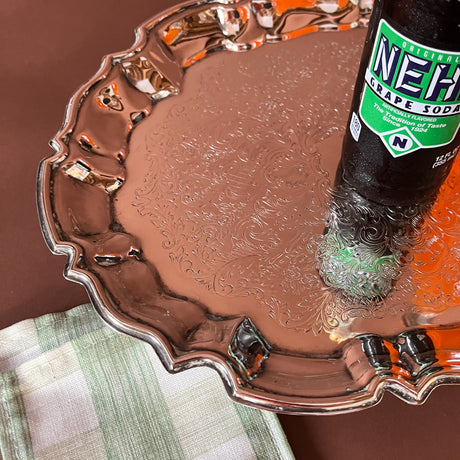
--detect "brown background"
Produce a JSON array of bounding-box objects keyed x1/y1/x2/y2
[{"x1": 2, "y1": 1, "x2": 459, "y2": 458}]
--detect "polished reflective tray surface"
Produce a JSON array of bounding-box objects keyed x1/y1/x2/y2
[{"x1": 38, "y1": 0, "x2": 460, "y2": 414}]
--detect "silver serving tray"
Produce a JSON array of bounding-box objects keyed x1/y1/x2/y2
[{"x1": 38, "y1": 0, "x2": 460, "y2": 414}]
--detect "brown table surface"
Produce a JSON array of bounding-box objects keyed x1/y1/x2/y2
[{"x1": 2, "y1": 2, "x2": 459, "y2": 459}]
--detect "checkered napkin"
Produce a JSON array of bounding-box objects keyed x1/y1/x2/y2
[{"x1": 0, "y1": 304, "x2": 294, "y2": 460}]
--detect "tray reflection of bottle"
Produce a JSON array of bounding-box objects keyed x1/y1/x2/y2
[{"x1": 317, "y1": 0, "x2": 460, "y2": 301}]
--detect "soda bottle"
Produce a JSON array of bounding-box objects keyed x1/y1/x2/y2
[
  {"x1": 339, "y1": 0, "x2": 460, "y2": 206},
  {"x1": 318, "y1": 0, "x2": 460, "y2": 300}
]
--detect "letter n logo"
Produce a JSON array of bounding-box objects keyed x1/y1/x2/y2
[{"x1": 381, "y1": 127, "x2": 421, "y2": 157}]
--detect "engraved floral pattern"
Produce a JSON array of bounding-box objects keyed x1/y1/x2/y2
[
  {"x1": 131, "y1": 31, "x2": 459, "y2": 336},
  {"x1": 132, "y1": 40, "x2": 386, "y2": 335}
]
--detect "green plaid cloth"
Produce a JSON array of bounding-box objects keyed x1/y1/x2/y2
[{"x1": 0, "y1": 304, "x2": 294, "y2": 460}]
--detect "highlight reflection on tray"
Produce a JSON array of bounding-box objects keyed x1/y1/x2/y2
[{"x1": 38, "y1": 0, "x2": 460, "y2": 414}]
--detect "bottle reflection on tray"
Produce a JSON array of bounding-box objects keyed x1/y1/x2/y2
[
  {"x1": 317, "y1": 171, "x2": 431, "y2": 303},
  {"x1": 316, "y1": 0, "x2": 460, "y2": 303}
]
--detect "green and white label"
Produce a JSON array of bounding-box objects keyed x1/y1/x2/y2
[{"x1": 358, "y1": 19, "x2": 460, "y2": 158}]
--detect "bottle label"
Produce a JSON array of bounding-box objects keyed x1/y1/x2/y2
[{"x1": 358, "y1": 19, "x2": 460, "y2": 158}]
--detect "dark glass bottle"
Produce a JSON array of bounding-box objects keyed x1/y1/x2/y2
[
  {"x1": 318, "y1": 0, "x2": 460, "y2": 300},
  {"x1": 339, "y1": 0, "x2": 460, "y2": 206}
]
